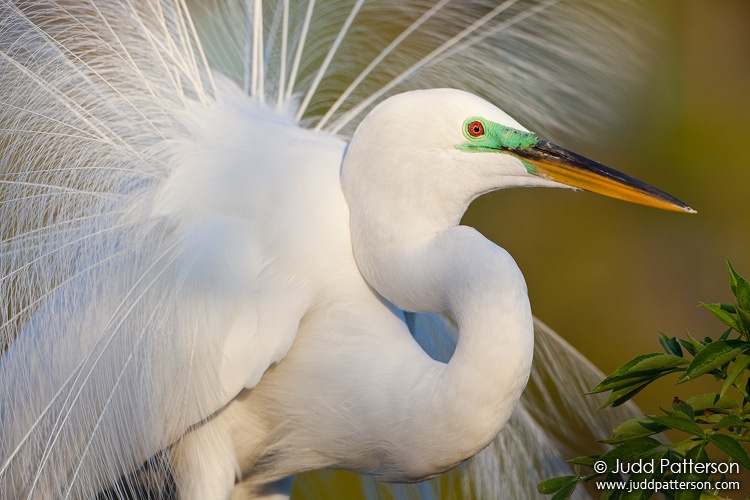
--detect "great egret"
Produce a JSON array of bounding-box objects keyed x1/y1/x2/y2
[{"x1": 0, "y1": 0, "x2": 691, "y2": 499}]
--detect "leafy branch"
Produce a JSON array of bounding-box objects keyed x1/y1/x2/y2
[{"x1": 539, "y1": 261, "x2": 750, "y2": 500}]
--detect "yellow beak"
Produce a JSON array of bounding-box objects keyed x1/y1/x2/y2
[{"x1": 510, "y1": 139, "x2": 695, "y2": 213}]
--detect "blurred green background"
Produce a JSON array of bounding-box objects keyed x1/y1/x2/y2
[{"x1": 464, "y1": 0, "x2": 750, "y2": 418}]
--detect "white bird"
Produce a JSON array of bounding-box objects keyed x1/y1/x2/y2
[{"x1": 0, "y1": 1, "x2": 692, "y2": 499}]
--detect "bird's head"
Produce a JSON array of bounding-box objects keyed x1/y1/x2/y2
[{"x1": 341, "y1": 89, "x2": 693, "y2": 234}]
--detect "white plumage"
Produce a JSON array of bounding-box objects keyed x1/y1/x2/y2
[{"x1": 0, "y1": 1, "x2": 681, "y2": 498}]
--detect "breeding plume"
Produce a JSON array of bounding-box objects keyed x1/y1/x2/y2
[{"x1": 0, "y1": 1, "x2": 691, "y2": 499}]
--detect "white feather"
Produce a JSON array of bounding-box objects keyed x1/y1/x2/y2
[{"x1": 1, "y1": 0, "x2": 649, "y2": 498}]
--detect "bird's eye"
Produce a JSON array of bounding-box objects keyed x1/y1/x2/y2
[{"x1": 467, "y1": 121, "x2": 484, "y2": 137}]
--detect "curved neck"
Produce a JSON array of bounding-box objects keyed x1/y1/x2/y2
[
  {"x1": 349, "y1": 212, "x2": 534, "y2": 476},
  {"x1": 411, "y1": 227, "x2": 534, "y2": 466},
  {"x1": 341, "y1": 132, "x2": 534, "y2": 475}
]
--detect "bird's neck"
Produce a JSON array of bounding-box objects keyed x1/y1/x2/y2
[
  {"x1": 415, "y1": 227, "x2": 534, "y2": 463},
  {"x1": 341, "y1": 140, "x2": 534, "y2": 474},
  {"x1": 350, "y1": 209, "x2": 534, "y2": 474}
]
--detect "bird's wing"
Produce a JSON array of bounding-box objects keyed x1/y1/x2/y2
[
  {"x1": 0, "y1": 2, "x2": 308, "y2": 496},
  {"x1": 291, "y1": 314, "x2": 640, "y2": 499}
]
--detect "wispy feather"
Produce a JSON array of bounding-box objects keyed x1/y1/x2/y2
[{"x1": 2, "y1": 1, "x2": 647, "y2": 498}]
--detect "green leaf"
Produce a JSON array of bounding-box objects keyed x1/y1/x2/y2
[
  {"x1": 600, "y1": 379, "x2": 654, "y2": 408},
  {"x1": 679, "y1": 340, "x2": 748, "y2": 383},
  {"x1": 687, "y1": 442, "x2": 708, "y2": 462},
  {"x1": 675, "y1": 445, "x2": 709, "y2": 500},
  {"x1": 659, "y1": 332, "x2": 684, "y2": 357},
  {"x1": 566, "y1": 455, "x2": 597, "y2": 467},
  {"x1": 706, "y1": 433, "x2": 750, "y2": 469},
  {"x1": 669, "y1": 437, "x2": 705, "y2": 456},
  {"x1": 714, "y1": 303, "x2": 736, "y2": 314},
  {"x1": 591, "y1": 354, "x2": 688, "y2": 396},
  {"x1": 728, "y1": 259, "x2": 740, "y2": 295},
  {"x1": 659, "y1": 446, "x2": 685, "y2": 464},
  {"x1": 714, "y1": 414, "x2": 746, "y2": 430},
  {"x1": 603, "y1": 417, "x2": 668, "y2": 444},
  {"x1": 728, "y1": 260, "x2": 750, "y2": 310},
  {"x1": 687, "y1": 331, "x2": 705, "y2": 351},
  {"x1": 662, "y1": 407, "x2": 694, "y2": 420},
  {"x1": 550, "y1": 480, "x2": 578, "y2": 500},
  {"x1": 673, "y1": 399, "x2": 695, "y2": 419},
  {"x1": 727, "y1": 261, "x2": 750, "y2": 333},
  {"x1": 721, "y1": 352, "x2": 750, "y2": 397},
  {"x1": 700, "y1": 303, "x2": 741, "y2": 332},
  {"x1": 739, "y1": 308, "x2": 750, "y2": 333},
  {"x1": 679, "y1": 338, "x2": 699, "y2": 357},
  {"x1": 720, "y1": 326, "x2": 733, "y2": 340},
  {"x1": 599, "y1": 437, "x2": 662, "y2": 464},
  {"x1": 685, "y1": 393, "x2": 739, "y2": 412},
  {"x1": 591, "y1": 374, "x2": 659, "y2": 395},
  {"x1": 599, "y1": 473, "x2": 624, "y2": 500},
  {"x1": 647, "y1": 415, "x2": 704, "y2": 437},
  {"x1": 627, "y1": 353, "x2": 690, "y2": 373},
  {"x1": 696, "y1": 413, "x2": 723, "y2": 425},
  {"x1": 620, "y1": 452, "x2": 670, "y2": 500},
  {"x1": 538, "y1": 475, "x2": 577, "y2": 494},
  {"x1": 679, "y1": 442, "x2": 710, "y2": 483},
  {"x1": 608, "y1": 353, "x2": 668, "y2": 378}
]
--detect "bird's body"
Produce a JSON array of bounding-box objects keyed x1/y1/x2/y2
[
  {"x1": 0, "y1": 1, "x2": 691, "y2": 498},
  {"x1": 170, "y1": 86, "x2": 538, "y2": 498}
]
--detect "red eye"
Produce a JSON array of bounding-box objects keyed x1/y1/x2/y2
[{"x1": 467, "y1": 121, "x2": 484, "y2": 137}]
